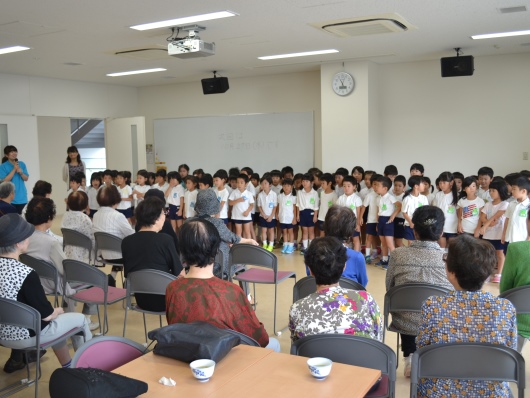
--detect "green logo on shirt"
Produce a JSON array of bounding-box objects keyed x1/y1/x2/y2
[
  {"x1": 381, "y1": 204, "x2": 387, "y2": 211},
  {"x1": 328, "y1": 201, "x2": 333, "y2": 208},
  {"x1": 447, "y1": 206, "x2": 455, "y2": 214},
  {"x1": 349, "y1": 204, "x2": 356, "y2": 210},
  {"x1": 286, "y1": 200, "x2": 292, "y2": 206},
  {"x1": 309, "y1": 198, "x2": 315, "y2": 204},
  {"x1": 472, "y1": 208, "x2": 479, "y2": 216},
  {"x1": 520, "y1": 209, "x2": 527, "y2": 217},
  {"x1": 418, "y1": 203, "x2": 423, "y2": 207}
]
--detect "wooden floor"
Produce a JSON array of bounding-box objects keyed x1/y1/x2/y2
[{"x1": 1, "y1": 218, "x2": 527, "y2": 397}]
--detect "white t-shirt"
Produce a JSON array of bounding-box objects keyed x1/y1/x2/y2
[
  {"x1": 117, "y1": 185, "x2": 132, "y2": 210},
  {"x1": 271, "y1": 184, "x2": 282, "y2": 196},
  {"x1": 362, "y1": 190, "x2": 379, "y2": 224},
  {"x1": 215, "y1": 187, "x2": 229, "y2": 219},
  {"x1": 335, "y1": 185, "x2": 344, "y2": 197},
  {"x1": 246, "y1": 183, "x2": 257, "y2": 214},
  {"x1": 457, "y1": 197, "x2": 485, "y2": 234},
  {"x1": 423, "y1": 192, "x2": 435, "y2": 205},
  {"x1": 401, "y1": 193, "x2": 429, "y2": 226},
  {"x1": 152, "y1": 182, "x2": 169, "y2": 192},
  {"x1": 229, "y1": 189, "x2": 254, "y2": 220},
  {"x1": 504, "y1": 198, "x2": 529, "y2": 243},
  {"x1": 296, "y1": 189, "x2": 319, "y2": 211},
  {"x1": 478, "y1": 187, "x2": 493, "y2": 204},
  {"x1": 183, "y1": 189, "x2": 198, "y2": 218},
  {"x1": 66, "y1": 186, "x2": 85, "y2": 199},
  {"x1": 318, "y1": 191, "x2": 338, "y2": 222},
  {"x1": 132, "y1": 184, "x2": 150, "y2": 207},
  {"x1": 86, "y1": 186, "x2": 100, "y2": 210},
  {"x1": 257, "y1": 190, "x2": 278, "y2": 218},
  {"x1": 167, "y1": 185, "x2": 185, "y2": 207},
  {"x1": 432, "y1": 191, "x2": 458, "y2": 233},
  {"x1": 336, "y1": 193, "x2": 362, "y2": 216},
  {"x1": 359, "y1": 186, "x2": 371, "y2": 201},
  {"x1": 482, "y1": 200, "x2": 509, "y2": 240},
  {"x1": 378, "y1": 192, "x2": 397, "y2": 217},
  {"x1": 391, "y1": 191, "x2": 405, "y2": 218},
  {"x1": 278, "y1": 193, "x2": 296, "y2": 224}
]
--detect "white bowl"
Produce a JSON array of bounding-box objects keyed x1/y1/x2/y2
[
  {"x1": 190, "y1": 359, "x2": 216, "y2": 382},
  {"x1": 307, "y1": 357, "x2": 333, "y2": 380}
]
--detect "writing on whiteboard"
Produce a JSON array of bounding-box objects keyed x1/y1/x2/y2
[{"x1": 218, "y1": 132, "x2": 278, "y2": 151}]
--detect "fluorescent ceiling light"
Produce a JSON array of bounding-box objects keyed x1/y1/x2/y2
[
  {"x1": 107, "y1": 68, "x2": 166, "y2": 77},
  {"x1": 472, "y1": 29, "x2": 530, "y2": 40},
  {"x1": 0, "y1": 46, "x2": 30, "y2": 55},
  {"x1": 258, "y1": 49, "x2": 339, "y2": 60},
  {"x1": 130, "y1": 11, "x2": 238, "y2": 31}
]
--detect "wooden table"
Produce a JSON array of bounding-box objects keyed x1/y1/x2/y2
[{"x1": 113, "y1": 345, "x2": 381, "y2": 397}]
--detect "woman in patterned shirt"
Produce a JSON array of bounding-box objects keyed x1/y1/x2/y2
[
  {"x1": 417, "y1": 234, "x2": 517, "y2": 397},
  {"x1": 289, "y1": 236, "x2": 382, "y2": 342}
]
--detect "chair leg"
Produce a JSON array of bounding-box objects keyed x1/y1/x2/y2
[
  {"x1": 103, "y1": 305, "x2": 108, "y2": 335},
  {"x1": 96, "y1": 306, "x2": 102, "y2": 335},
  {"x1": 159, "y1": 315, "x2": 163, "y2": 328},
  {"x1": 123, "y1": 307, "x2": 129, "y2": 337},
  {"x1": 142, "y1": 313, "x2": 148, "y2": 344},
  {"x1": 396, "y1": 333, "x2": 400, "y2": 368},
  {"x1": 273, "y1": 283, "x2": 277, "y2": 335}
]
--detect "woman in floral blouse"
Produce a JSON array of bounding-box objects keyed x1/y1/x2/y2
[
  {"x1": 289, "y1": 236, "x2": 382, "y2": 342},
  {"x1": 417, "y1": 234, "x2": 517, "y2": 397}
]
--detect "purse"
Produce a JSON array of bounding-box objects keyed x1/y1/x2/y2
[
  {"x1": 147, "y1": 321, "x2": 240, "y2": 363},
  {"x1": 49, "y1": 367, "x2": 148, "y2": 398}
]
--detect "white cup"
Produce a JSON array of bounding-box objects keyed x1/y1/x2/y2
[
  {"x1": 307, "y1": 357, "x2": 333, "y2": 380},
  {"x1": 190, "y1": 359, "x2": 216, "y2": 382}
]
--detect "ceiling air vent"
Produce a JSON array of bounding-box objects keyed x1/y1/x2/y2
[{"x1": 311, "y1": 13, "x2": 414, "y2": 38}]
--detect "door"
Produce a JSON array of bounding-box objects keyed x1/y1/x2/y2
[{"x1": 105, "y1": 117, "x2": 147, "y2": 174}]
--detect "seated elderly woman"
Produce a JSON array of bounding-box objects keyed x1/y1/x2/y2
[
  {"x1": 165, "y1": 219, "x2": 280, "y2": 351},
  {"x1": 25, "y1": 197, "x2": 98, "y2": 330},
  {"x1": 92, "y1": 185, "x2": 134, "y2": 286},
  {"x1": 0, "y1": 214, "x2": 91, "y2": 371},
  {"x1": 61, "y1": 191, "x2": 95, "y2": 263},
  {"x1": 0, "y1": 181, "x2": 17, "y2": 216},
  {"x1": 289, "y1": 236, "x2": 382, "y2": 342},
  {"x1": 323, "y1": 205, "x2": 368, "y2": 287},
  {"x1": 417, "y1": 234, "x2": 517, "y2": 397},
  {"x1": 122, "y1": 196, "x2": 183, "y2": 312},
  {"x1": 385, "y1": 205, "x2": 453, "y2": 377}
]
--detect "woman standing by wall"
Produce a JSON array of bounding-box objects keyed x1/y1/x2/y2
[
  {"x1": 62, "y1": 146, "x2": 86, "y2": 190},
  {"x1": 0, "y1": 145, "x2": 29, "y2": 214}
]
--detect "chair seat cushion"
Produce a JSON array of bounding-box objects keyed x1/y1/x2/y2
[
  {"x1": 233, "y1": 268, "x2": 295, "y2": 284},
  {"x1": 72, "y1": 286, "x2": 126, "y2": 304},
  {"x1": 364, "y1": 374, "x2": 389, "y2": 398}
]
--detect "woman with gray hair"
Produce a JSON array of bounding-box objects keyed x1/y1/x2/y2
[{"x1": 0, "y1": 181, "x2": 17, "y2": 216}]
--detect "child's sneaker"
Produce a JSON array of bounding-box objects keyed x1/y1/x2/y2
[
  {"x1": 286, "y1": 245, "x2": 294, "y2": 254},
  {"x1": 281, "y1": 245, "x2": 288, "y2": 253},
  {"x1": 404, "y1": 355, "x2": 412, "y2": 378},
  {"x1": 491, "y1": 274, "x2": 501, "y2": 283},
  {"x1": 380, "y1": 260, "x2": 389, "y2": 270},
  {"x1": 262, "y1": 242, "x2": 268, "y2": 249},
  {"x1": 267, "y1": 244, "x2": 274, "y2": 252},
  {"x1": 365, "y1": 255, "x2": 371, "y2": 264},
  {"x1": 300, "y1": 248, "x2": 306, "y2": 255}
]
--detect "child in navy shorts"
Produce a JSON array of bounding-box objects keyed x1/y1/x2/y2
[
  {"x1": 375, "y1": 176, "x2": 400, "y2": 268},
  {"x1": 296, "y1": 174, "x2": 319, "y2": 254}
]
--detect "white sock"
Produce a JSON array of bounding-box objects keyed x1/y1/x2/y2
[
  {"x1": 309, "y1": 239, "x2": 312, "y2": 246},
  {"x1": 303, "y1": 239, "x2": 308, "y2": 249},
  {"x1": 289, "y1": 242, "x2": 294, "y2": 247},
  {"x1": 366, "y1": 248, "x2": 371, "y2": 256},
  {"x1": 263, "y1": 240, "x2": 268, "y2": 246},
  {"x1": 383, "y1": 256, "x2": 389, "y2": 261}
]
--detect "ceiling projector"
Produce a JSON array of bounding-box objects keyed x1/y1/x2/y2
[{"x1": 168, "y1": 36, "x2": 215, "y2": 58}]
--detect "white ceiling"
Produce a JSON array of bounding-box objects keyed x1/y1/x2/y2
[{"x1": 1, "y1": 0, "x2": 529, "y2": 87}]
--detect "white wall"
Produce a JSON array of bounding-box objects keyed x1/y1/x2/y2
[
  {"x1": 378, "y1": 53, "x2": 530, "y2": 180},
  {"x1": 138, "y1": 71, "x2": 322, "y2": 170}
]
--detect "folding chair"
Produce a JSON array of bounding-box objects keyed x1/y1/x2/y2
[
  {"x1": 499, "y1": 285, "x2": 530, "y2": 352},
  {"x1": 293, "y1": 276, "x2": 365, "y2": 302},
  {"x1": 0, "y1": 298, "x2": 86, "y2": 398},
  {"x1": 122, "y1": 269, "x2": 176, "y2": 342},
  {"x1": 229, "y1": 244, "x2": 296, "y2": 336},
  {"x1": 410, "y1": 342, "x2": 525, "y2": 398},
  {"x1": 383, "y1": 283, "x2": 451, "y2": 366},
  {"x1": 61, "y1": 228, "x2": 94, "y2": 265},
  {"x1": 63, "y1": 259, "x2": 127, "y2": 335},
  {"x1": 291, "y1": 334, "x2": 396, "y2": 398},
  {"x1": 94, "y1": 232, "x2": 124, "y2": 284},
  {"x1": 71, "y1": 336, "x2": 146, "y2": 371},
  {"x1": 19, "y1": 253, "x2": 60, "y2": 307}
]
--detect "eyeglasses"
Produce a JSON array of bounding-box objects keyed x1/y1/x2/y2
[{"x1": 442, "y1": 253, "x2": 448, "y2": 263}]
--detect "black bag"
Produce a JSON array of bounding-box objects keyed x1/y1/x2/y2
[
  {"x1": 49, "y1": 367, "x2": 148, "y2": 398},
  {"x1": 147, "y1": 321, "x2": 240, "y2": 363}
]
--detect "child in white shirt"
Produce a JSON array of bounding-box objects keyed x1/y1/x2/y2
[
  {"x1": 296, "y1": 173, "x2": 319, "y2": 253},
  {"x1": 213, "y1": 170, "x2": 230, "y2": 224},
  {"x1": 165, "y1": 171, "x2": 185, "y2": 232},
  {"x1": 87, "y1": 173, "x2": 102, "y2": 218},
  {"x1": 116, "y1": 171, "x2": 133, "y2": 223},
  {"x1": 502, "y1": 177, "x2": 530, "y2": 245},
  {"x1": 336, "y1": 176, "x2": 362, "y2": 251},
  {"x1": 257, "y1": 175, "x2": 278, "y2": 252},
  {"x1": 228, "y1": 174, "x2": 255, "y2": 239},
  {"x1": 317, "y1": 173, "x2": 337, "y2": 237},
  {"x1": 183, "y1": 176, "x2": 199, "y2": 219},
  {"x1": 152, "y1": 169, "x2": 169, "y2": 195},
  {"x1": 432, "y1": 172, "x2": 459, "y2": 250},
  {"x1": 391, "y1": 175, "x2": 407, "y2": 248},
  {"x1": 132, "y1": 170, "x2": 151, "y2": 207},
  {"x1": 277, "y1": 179, "x2": 296, "y2": 254},
  {"x1": 401, "y1": 176, "x2": 429, "y2": 241},
  {"x1": 359, "y1": 173, "x2": 379, "y2": 262},
  {"x1": 375, "y1": 176, "x2": 400, "y2": 268},
  {"x1": 457, "y1": 177, "x2": 485, "y2": 235},
  {"x1": 65, "y1": 174, "x2": 84, "y2": 206}
]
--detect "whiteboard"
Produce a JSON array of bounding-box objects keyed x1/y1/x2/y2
[{"x1": 154, "y1": 112, "x2": 314, "y2": 175}]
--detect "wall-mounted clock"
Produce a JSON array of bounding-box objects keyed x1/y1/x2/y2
[{"x1": 332, "y1": 72, "x2": 355, "y2": 96}]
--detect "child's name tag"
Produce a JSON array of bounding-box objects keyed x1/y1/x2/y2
[
  {"x1": 242, "y1": 196, "x2": 248, "y2": 201},
  {"x1": 268, "y1": 202, "x2": 274, "y2": 208},
  {"x1": 447, "y1": 206, "x2": 455, "y2": 214},
  {"x1": 328, "y1": 201, "x2": 333, "y2": 208},
  {"x1": 190, "y1": 201, "x2": 195, "y2": 208},
  {"x1": 286, "y1": 200, "x2": 292, "y2": 206},
  {"x1": 309, "y1": 198, "x2": 315, "y2": 204},
  {"x1": 520, "y1": 209, "x2": 528, "y2": 217}
]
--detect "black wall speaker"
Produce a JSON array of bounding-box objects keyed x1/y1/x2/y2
[
  {"x1": 440, "y1": 56, "x2": 474, "y2": 77},
  {"x1": 201, "y1": 77, "x2": 229, "y2": 94}
]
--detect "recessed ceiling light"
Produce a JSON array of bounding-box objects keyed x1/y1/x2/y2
[
  {"x1": 471, "y1": 29, "x2": 530, "y2": 40},
  {"x1": 0, "y1": 46, "x2": 30, "y2": 55},
  {"x1": 258, "y1": 49, "x2": 339, "y2": 60},
  {"x1": 106, "y1": 68, "x2": 167, "y2": 77},
  {"x1": 130, "y1": 11, "x2": 238, "y2": 31}
]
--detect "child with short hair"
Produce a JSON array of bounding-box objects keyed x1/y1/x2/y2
[
  {"x1": 457, "y1": 177, "x2": 484, "y2": 235},
  {"x1": 375, "y1": 176, "x2": 400, "y2": 268},
  {"x1": 409, "y1": 163, "x2": 424, "y2": 176},
  {"x1": 502, "y1": 176, "x2": 530, "y2": 245},
  {"x1": 336, "y1": 175, "x2": 362, "y2": 251},
  {"x1": 317, "y1": 173, "x2": 337, "y2": 236},
  {"x1": 504, "y1": 173, "x2": 522, "y2": 203},
  {"x1": 334, "y1": 167, "x2": 349, "y2": 197},
  {"x1": 258, "y1": 175, "x2": 278, "y2": 252},
  {"x1": 359, "y1": 173, "x2": 380, "y2": 263},
  {"x1": 401, "y1": 176, "x2": 428, "y2": 241},
  {"x1": 478, "y1": 179, "x2": 510, "y2": 283},
  {"x1": 229, "y1": 173, "x2": 255, "y2": 239},
  {"x1": 359, "y1": 170, "x2": 375, "y2": 200},
  {"x1": 477, "y1": 166, "x2": 494, "y2": 203},
  {"x1": 147, "y1": 172, "x2": 156, "y2": 186},
  {"x1": 199, "y1": 173, "x2": 213, "y2": 190},
  {"x1": 392, "y1": 175, "x2": 407, "y2": 248},
  {"x1": 384, "y1": 165, "x2": 398, "y2": 183},
  {"x1": 296, "y1": 173, "x2": 319, "y2": 254},
  {"x1": 152, "y1": 169, "x2": 169, "y2": 192},
  {"x1": 432, "y1": 172, "x2": 459, "y2": 250},
  {"x1": 183, "y1": 175, "x2": 199, "y2": 219},
  {"x1": 453, "y1": 172, "x2": 464, "y2": 193},
  {"x1": 281, "y1": 166, "x2": 294, "y2": 180},
  {"x1": 165, "y1": 171, "x2": 185, "y2": 232},
  {"x1": 270, "y1": 170, "x2": 282, "y2": 195},
  {"x1": 228, "y1": 174, "x2": 238, "y2": 194},
  {"x1": 213, "y1": 169, "x2": 230, "y2": 224},
  {"x1": 240, "y1": 167, "x2": 258, "y2": 242},
  {"x1": 422, "y1": 176, "x2": 435, "y2": 204},
  {"x1": 102, "y1": 169, "x2": 114, "y2": 187},
  {"x1": 193, "y1": 169, "x2": 204, "y2": 179},
  {"x1": 116, "y1": 171, "x2": 133, "y2": 223},
  {"x1": 132, "y1": 169, "x2": 150, "y2": 206},
  {"x1": 65, "y1": 174, "x2": 84, "y2": 208},
  {"x1": 87, "y1": 172, "x2": 102, "y2": 218},
  {"x1": 277, "y1": 178, "x2": 296, "y2": 253}
]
